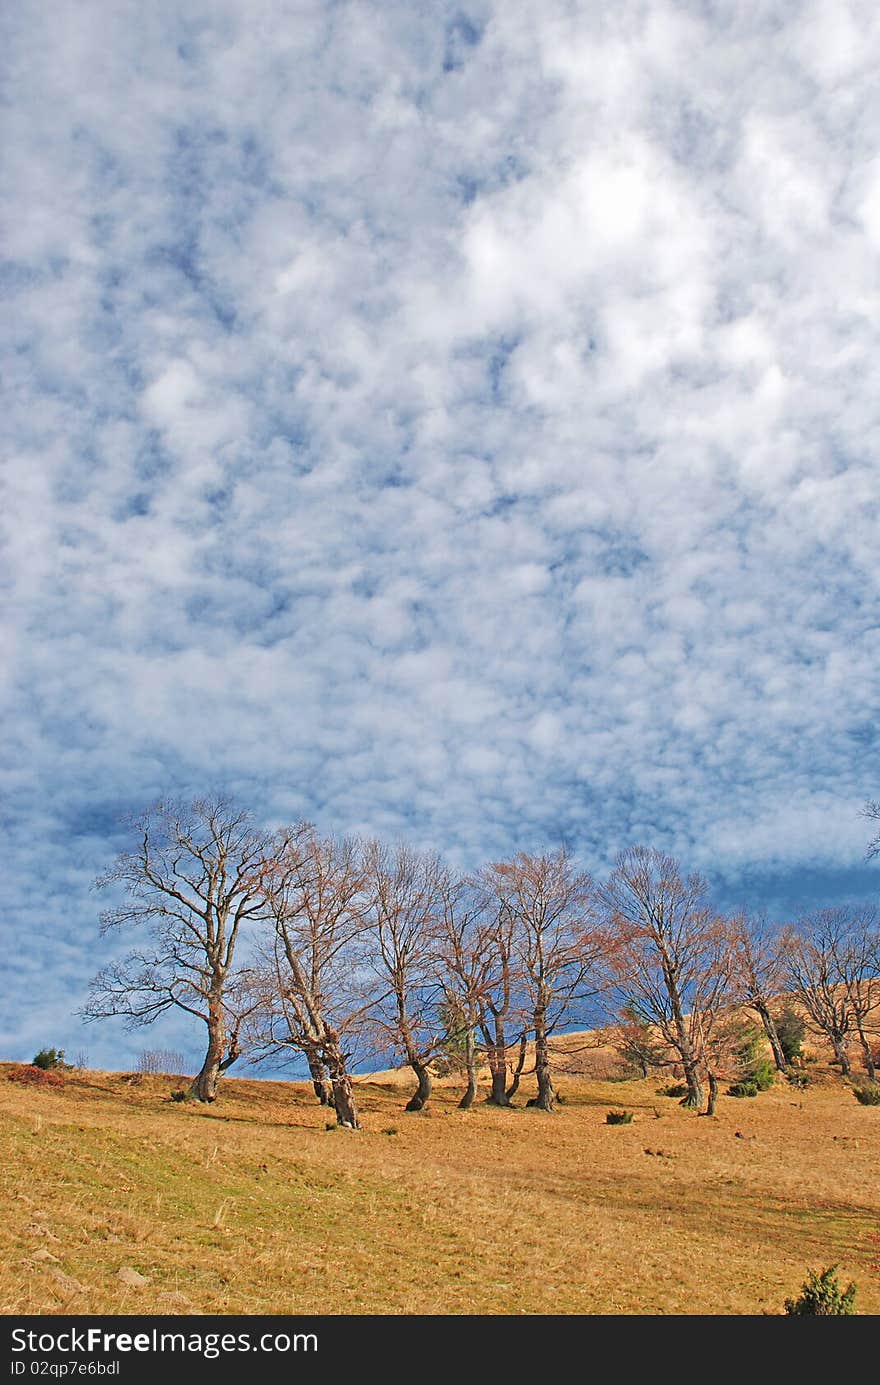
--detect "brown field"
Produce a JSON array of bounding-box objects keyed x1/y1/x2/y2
[{"x1": 2, "y1": 1052, "x2": 878, "y2": 1317}]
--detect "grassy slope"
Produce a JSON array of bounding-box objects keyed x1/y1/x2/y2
[{"x1": 2, "y1": 1062, "x2": 878, "y2": 1316}]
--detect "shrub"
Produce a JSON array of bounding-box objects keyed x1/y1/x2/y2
[
  {"x1": 659, "y1": 1083, "x2": 689, "y2": 1099},
  {"x1": 783, "y1": 1265, "x2": 856, "y2": 1315},
  {"x1": 775, "y1": 1006, "x2": 806, "y2": 1065},
  {"x1": 728, "y1": 1079, "x2": 759, "y2": 1098},
  {"x1": 852, "y1": 1084, "x2": 880, "y2": 1106},
  {"x1": 606, "y1": 1110, "x2": 634, "y2": 1125},
  {"x1": 7, "y1": 1065, "x2": 65, "y2": 1088},
  {"x1": 169, "y1": 1089, "x2": 189, "y2": 1102},
  {"x1": 786, "y1": 1068, "x2": 810, "y2": 1090},
  {"x1": 729, "y1": 1027, "x2": 775, "y2": 1097},
  {"x1": 752, "y1": 1058, "x2": 775, "y2": 1091},
  {"x1": 32, "y1": 1048, "x2": 70, "y2": 1071}
]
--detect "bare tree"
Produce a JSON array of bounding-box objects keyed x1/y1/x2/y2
[
  {"x1": 781, "y1": 910, "x2": 854, "y2": 1075},
  {"x1": 484, "y1": 849, "x2": 602, "y2": 1112},
  {"x1": 832, "y1": 906, "x2": 880, "y2": 1082},
  {"x1": 137, "y1": 1048, "x2": 186, "y2": 1075},
  {"x1": 248, "y1": 824, "x2": 368, "y2": 1128},
  {"x1": 862, "y1": 800, "x2": 880, "y2": 858},
  {"x1": 613, "y1": 1005, "x2": 671, "y2": 1079},
  {"x1": 82, "y1": 797, "x2": 270, "y2": 1102},
  {"x1": 433, "y1": 877, "x2": 495, "y2": 1109},
  {"x1": 469, "y1": 883, "x2": 526, "y2": 1107},
  {"x1": 363, "y1": 840, "x2": 448, "y2": 1111},
  {"x1": 728, "y1": 914, "x2": 788, "y2": 1072},
  {"x1": 600, "y1": 846, "x2": 732, "y2": 1111}
]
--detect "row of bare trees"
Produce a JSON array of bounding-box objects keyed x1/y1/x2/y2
[{"x1": 81, "y1": 798, "x2": 880, "y2": 1125}]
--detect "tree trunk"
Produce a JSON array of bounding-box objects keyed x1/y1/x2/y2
[
  {"x1": 754, "y1": 1000, "x2": 787, "y2": 1072},
  {"x1": 305, "y1": 1047, "x2": 333, "y2": 1106},
  {"x1": 485, "y1": 1016, "x2": 510, "y2": 1106},
  {"x1": 533, "y1": 1008, "x2": 555, "y2": 1112},
  {"x1": 405, "y1": 1062, "x2": 432, "y2": 1112},
  {"x1": 459, "y1": 1028, "x2": 477, "y2": 1110},
  {"x1": 855, "y1": 1023, "x2": 876, "y2": 1083},
  {"x1": 188, "y1": 1005, "x2": 225, "y2": 1102},
  {"x1": 321, "y1": 1030, "x2": 359, "y2": 1128},
  {"x1": 831, "y1": 1035, "x2": 851, "y2": 1076},
  {"x1": 704, "y1": 1070, "x2": 718, "y2": 1116},
  {"x1": 661, "y1": 951, "x2": 703, "y2": 1111},
  {"x1": 505, "y1": 1031, "x2": 528, "y2": 1102},
  {"x1": 680, "y1": 1061, "x2": 704, "y2": 1110}
]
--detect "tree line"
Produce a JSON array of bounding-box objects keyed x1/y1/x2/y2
[{"x1": 80, "y1": 797, "x2": 880, "y2": 1128}]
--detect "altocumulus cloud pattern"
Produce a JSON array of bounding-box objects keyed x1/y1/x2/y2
[{"x1": 2, "y1": 0, "x2": 879, "y2": 1067}]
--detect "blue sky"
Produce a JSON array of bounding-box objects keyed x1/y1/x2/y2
[{"x1": 3, "y1": 0, "x2": 879, "y2": 1072}]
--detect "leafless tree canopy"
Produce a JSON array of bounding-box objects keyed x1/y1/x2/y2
[
  {"x1": 246, "y1": 823, "x2": 370, "y2": 1128},
  {"x1": 600, "y1": 846, "x2": 733, "y2": 1110},
  {"x1": 482, "y1": 848, "x2": 603, "y2": 1111},
  {"x1": 80, "y1": 798, "x2": 880, "y2": 1113},
  {"x1": 782, "y1": 906, "x2": 880, "y2": 1080},
  {"x1": 137, "y1": 1048, "x2": 186, "y2": 1075},
  {"x1": 363, "y1": 839, "x2": 451, "y2": 1111},
  {"x1": 81, "y1": 796, "x2": 271, "y2": 1101},
  {"x1": 728, "y1": 914, "x2": 789, "y2": 1071}
]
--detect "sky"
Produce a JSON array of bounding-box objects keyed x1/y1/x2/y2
[{"x1": 3, "y1": 0, "x2": 879, "y2": 1072}]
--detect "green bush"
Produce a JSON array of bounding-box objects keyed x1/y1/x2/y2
[
  {"x1": 605, "y1": 1109, "x2": 634, "y2": 1125},
  {"x1": 852, "y1": 1083, "x2": 880, "y2": 1106},
  {"x1": 32, "y1": 1048, "x2": 70, "y2": 1071},
  {"x1": 728, "y1": 1079, "x2": 759, "y2": 1098},
  {"x1": 775, "y1": 1007, "x2": 806, "y2": 1065},
  {"x1": 752, "y1": 1058, "x2": 775, "y2": 1091},
  {"x1": 786, "y1": 1068, "x2": 810, "y2": 1090},
  {"x1": 659, "y1": 1083, "x2": 689, "y2": 1099},
  {"x1": 729, "y1": 1027, "x2": 775, "y2": 1097},
  {"x1": 784, "y1": 1265, "x2": 856, "y2": 1315}
]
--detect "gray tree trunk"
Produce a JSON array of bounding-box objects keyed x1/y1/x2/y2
[
  {"x1": 459, "y1": 1028, "x2": 477, "y2": 1109},
  {"x1": 704, "y1": 1070, "x2": 718, "y2": 1116},
  {"x1": 533, "y1": 1008, "x2": 555, "y2": 1112},
  {"x1": 831, "y1": 1035, "x2": 851, "y2": 1076},
  {"x1": 681, "y1": 1061, "x2": 705, "y2": 1110},
  {"x1": 305, "y1": 1048, "x2": 333, "y2": 1106},
  {"x1": 405, "y1": 1061, "x2": 432, "y2": 1112},
  {"x1": 485, "y1": 1016, "x2": 510, "y2": 1106},
  {"x1": 188, "y1": 1004, "x2": 225, "y2": 1102},
  {"x1": 505, "y1": 1031, "x2": 528, "y2": 1102},
  {"x1": 322, "y1": 1029, "x2": 360, "y2": 1128},
  {"x1": 754, "y1": 1000, "x2": 787, "y2": 1072},
  {"x1": 855, "y1": 1023, "x2": 876, "y2": 1083}
]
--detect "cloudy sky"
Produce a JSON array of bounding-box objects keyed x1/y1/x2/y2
[{"x1": 3, "y1": 0, "x2": 879, "y2": 1069}]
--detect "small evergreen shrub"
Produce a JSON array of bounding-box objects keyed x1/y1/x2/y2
[
  {"x1": 32, "y1": 1048, "x2": 70, "y2": 1071},
  {"x1": 775, "y1": 1007, "x2": 806, "y2": 1065},
  {"x1": 752, "y1": 1058, "x2": 775, "y2": 1091},
  {"x1": 605, "y1": 1109, "x2": 634, "y2": 1125},
  {"x1": 728, "y1": 1078, "x2": 759, "y2": 1098},
  {"x1": 786, "y1": 1068, "x2": 810, "y2": 1090},
  {"x1": 852, "y1": 1084, "x2": 880, "y2": 1106},
  {"x1": 784, "y1": 1265, "x2": 856, "y2": 1315},
  {"x1": 169, "y1": 1089, "x2": 188, "y2": 1102},
  {"x1": 659, "y1": 1083, "x2": 689, "y2": 1099},
  {"x1": 730, "y1": 1027, "x2": 775, "y2": 1097}
]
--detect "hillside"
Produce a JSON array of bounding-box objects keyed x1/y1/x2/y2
[{"x1": 2, "y1": 1057, "x2": 878, "y2": 1316}]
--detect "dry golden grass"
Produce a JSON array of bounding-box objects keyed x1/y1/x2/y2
[{"x1": 2, "y1": 1059, "x2": 878, "y2": 1316}]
